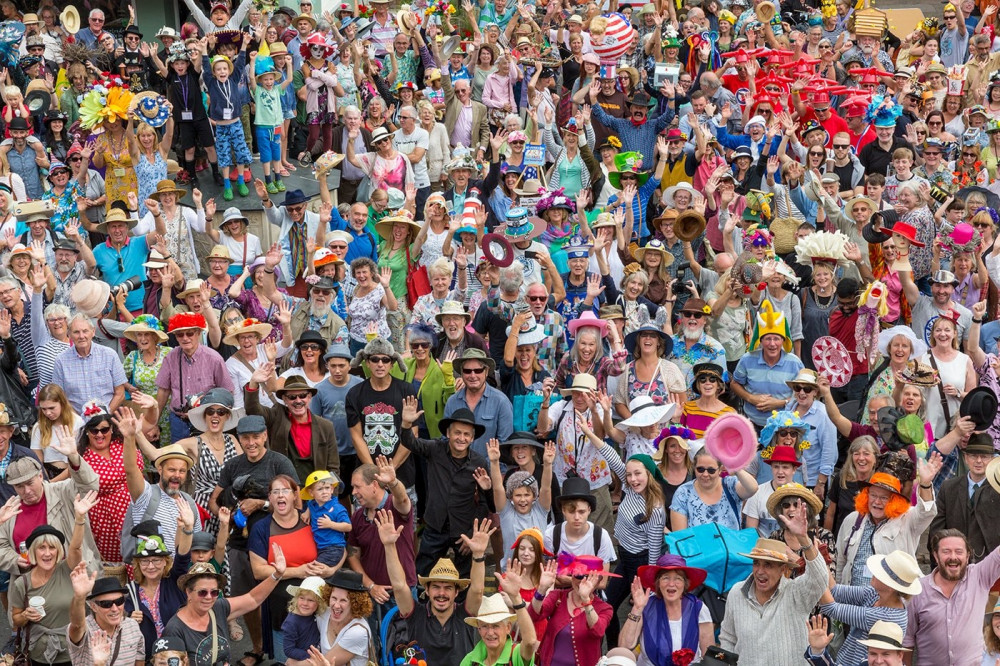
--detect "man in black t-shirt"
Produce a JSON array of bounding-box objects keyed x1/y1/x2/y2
[{"x1": 345, "y1": 337, "x2": 417, "y2": 496}]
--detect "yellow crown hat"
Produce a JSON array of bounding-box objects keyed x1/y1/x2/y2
[{"x1": 749, "y1": 299, "x2": 792, "y2": 353}]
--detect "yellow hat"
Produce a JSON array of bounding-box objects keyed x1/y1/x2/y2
[
  {"x1": 749, "y1": 299, "x2": 792, "y2": 353},
  {"x1": 300, "y1": 470, "x2": 342, "y2": 500}
]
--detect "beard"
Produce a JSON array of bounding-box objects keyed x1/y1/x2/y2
[
  {"x1": 939, "y1": 559, "x2": 968, "y2": 581},
  {"x1": 683, "y1": 327, "x2": 702, "y2": 341},
  {"x1": 310, "y1": 301, "x2": 328, "y2": 318}
]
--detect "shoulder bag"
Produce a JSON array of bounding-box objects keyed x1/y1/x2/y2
[{"x1": 404, "y1": 245, "x2": 431, "y2": 310}]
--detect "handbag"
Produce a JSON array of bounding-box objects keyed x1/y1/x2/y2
[
  {"x1": 11, "y1": 624, "x2": 29, "y2": 666},
  {"x1": 404, "y1": 245, "x2": 431, "y2": 310}
]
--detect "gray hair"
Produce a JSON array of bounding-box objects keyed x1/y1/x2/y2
[
  {"x1": 0, "y1": 277, "x2": 18, "y2": 292},
  {"x1": 499, "y1": 262, "x2": 524, "y2": 295},
  {"x1": 89, "y1": 8, "x2": 105, "y2": 19},
  {"x1": 43, "y1": 303, "x2": 71, "y2": 321},
  {"x1": 69, "y1": 313, "x2": 96, "y2": 331},
  {"x1": 897, "y1": 181, "x2": 922, "y2": 199},
  {"x1": 569, "y1": 327, "x2": 605, "y2": 363},
  {"x1": 342, "y1": 105, "x2": 362, "y2": 118},
  {"x1": 503, "y1": 114, "x2": 522, "y2": 129},
  {"x1": 429, "y1": 256, "x2": 455, "y2": 278}
]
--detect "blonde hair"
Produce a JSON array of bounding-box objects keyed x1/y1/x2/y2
[
  {"x1": 4, "y1": 86, "x2": 19, "y2": 100},
  {"x1": 287, "y1": 587, "x2": 329, "y2": 615},
  {"x1": 28, "y1": 535, "x2": 65, "y2": 565},
  {"x1": 929, "y1": 316, "x2": 960, "y2": 349},
  {"x1": 33, "y1": 384, "x2": 76, "y2": 450},
  {"x1": 133, "y1": 555, "x2": 174, "y2": 585},
  {"x1": 429, "y1": 256, "x2": 455, "y2": 278}
]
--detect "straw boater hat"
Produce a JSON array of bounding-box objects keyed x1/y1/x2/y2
[
  {"x1": 124, "y1": 314, "x2": 169, "y2": 344},
  {"x1": 858, "y1": 621, "x2": 910, "y2": 652},
  {"x1": 765, "y1": 482, "x2": 823, "y2": 518},
  {"x1": 223, "y1": 317, "x2": 273, "y2": 346},
  {"x1": 465, "y1": 594, "x2": 516, "y2": 627},
  {"x1": 417, "y1": 558, "x2": 471, "y2": 589},
  {"x1": 155, "y1": 443, "x2": 194, "y2": 469}
]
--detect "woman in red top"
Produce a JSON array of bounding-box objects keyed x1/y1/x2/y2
[{"x1": 528, "y1": 553, "x2": 614, "y2": 666}]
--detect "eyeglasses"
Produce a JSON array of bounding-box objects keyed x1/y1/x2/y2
[
  {"x1": 410, "y1": 341, "x2": 430, "y2": 349},
  {"x1": 927, "y1": 121, "x2": 943, "y2": 126},
  {"x1": 777, "y1": 429, "x2": 799, "y2": 437},
  {"x1": 287, "y1": 204, "x2": 306, "y2": 213},
  {"x1": 89, "y1": 426, "x2": 112, "y2": 435},
  {"x1": 269, "y1": 488, "x2": 293, "y2": 496},
  {"x1": 462, "y1": 366, "x2": 487, "y2": 375},
  {"x1": 174, "y1": 330, "x2": 199, "y2": 338},
  {"x1": 204, "y1": 408, "x2": 230, "y2": 417},
  {"x1": 695, "y1": 466, "x2": 718, "y2": 474},
  {"x1": 300, "y1": 344, "x2": 322, "y2": 351},
  {"x1": 528, "y1": 295, "x2": 548, "y2": 302},
  {"x1": 196, "y1": 589, "x2": 221, "y2": 598},
  {"x1": 93, "y1": 596, "x2": 127, "y2": 608},
  {"x1": 284, "y1": 392, "x2": 311, "y2": 401},
  {"x1": 368, "y1": 355, "x2": 393, "y2": 364}
]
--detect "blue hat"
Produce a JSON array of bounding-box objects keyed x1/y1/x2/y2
[
  {"x1": 502, "y1": 207, "x2": 539, "y2": 240},
  {"x1": 284, "y1": 189, "x2": 309, "y2": 206},
  {"x1": 455, "y1": 224, "x2": 477, "y2": 236},
  {"x1": 564, "y1": 234, "x2": 592, "y2": 259},
  {"x1": 759, "y1": 409, "x2": 811, "y2": 447},
  {"x1": 236, "y1": 415, "x2": 267, "y2": 435},
  {"x1": 324, "y1": 343, "x2": 353, "y2": 362},
  {"x1": 135, "y1": 93, "x2": 171, "y2": 129}
]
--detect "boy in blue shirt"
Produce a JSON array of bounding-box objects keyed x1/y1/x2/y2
[{"x1": 301, "y1": 470, "x2": 351, "y2": 566}]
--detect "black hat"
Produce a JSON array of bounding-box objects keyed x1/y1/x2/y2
[
  {"x1": 961, "y1": 387, "x2": 998, "y2": 432},
  {"x1": 326, "y1": 569, "x2": 368, "y2": 592},
  {"x1": 876, "y1": 406, "x2": 906, "y2": 452},
  {"x1": 695, "y1": 647, "x2": 739, "y2": 666},
  {"x1": 308, "y1": 276, "x2": 337, "y2": 292},
  {"x1": 539, "y1": 67, "x2": 557, "y2": 79},
  {"x1": 862, "y1": 211, "x2": 899, "y2": 244},
  {"x1": 54, "y1": 237, "x2": 79, "y2": 252},
  {"x1": 295, "y1": 329, "x2": 329, "y2": 354},
  {"x1": 7, "y1": 117, "x2": 29, "y2": 132},
  {"x1": 120, "y1": 51, "x2": 142, "y2": 68},
  {"x1": 499, "y1": 432, "x2": 542, "y2": 463},
  {"x1": 87, "y1": 576, "x2": 128, "y2": 600},
  {"x1": 438, "y1": 408, "x2": 486, "y2": 438},
  {"x1": 965, "y1": 432, "x2": 996, "y2": 456},
  {"x1": 26, "y1": 525, "x2": 65, "y2": 550},
  {"x1": 628, "y1": 91, "x2": 656, "y2": 108},
  {"x1": 151, "y1": 637, "x2": 187, "y2": 655},
  {"x1": 43, "y1": 110, "x2": 67, "y2": 123},
  {"x1": 125, "y1": 25, "x2": 144, "y2": 39},
  {"x1": 559, "y1": 475, "x2": 596, "y2": 511},
  {"x1": 190, "y1": 531, "x2": 216, "y2": 551}
]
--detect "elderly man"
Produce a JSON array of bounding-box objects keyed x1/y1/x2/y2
[
  {"x1": 255, "y1": 183, "x2": 330, "y2": 298},
  {"x1": 443, "y1": 349, "x2": 514, "y2": 458},
  {"x1": 379, "y1": 510, "x2": 491, "y2": 666},
  {"x1": 526, "y1": 281, "x2": 567, "y2": 376},
  {"x1": 52, "y1": 313, "x2": 128, "y2": 414},
  {"x1": 245, "y1": 366, "x2": 339, "y2": 483},
  {"x1": 900, "y1": 270, "x2": 972, "y2": 345},
  {"x1": 0, "y1": 424, "x2": 101, "y2": 576},
  {"x1": 0, "y1": 276, "x2": 37, "y2": 390},
  {"x1": 75, "y1": 9, "x2": 106, "y2": 48},
  {"x1": 92, "y1": 207, "x2": 156, "y2": 313},
  {"x1": 903, "y1": 529, "x2": 1000, "y2": 665},
  {"x1": 720, "y1": 511, "x2": 826, "y2": 666},
  {"x1": 699, "y1": 73, "x2": 743, "y2": 134},
  {"x1": 730, "y1": 302, "x2": 805, "y2": 427},
  {"x1": 434, "y1": 301, "x2": 487, "y2": 361},
  {"x1": 346, "y1": 338, "x2": 418, "y2": 500},
  {"x1": 209, "y1": 414, "x2": 298, "y2": 666},
  {"x1": 394, "y1": 105, "x2": 431, "y2": 217},
  {"x1": 440, "y1": 74, "x2": 489, "y2": 158},
  {"x1": 472, "y1": 262, "x2": 521, "y2": 367},
  {"x1": 400, "y1": 398, "x2": 489, "y2": 576},
  {"x1": 330, "y1": 106, "x2": 372, "y2": 204},
  {"x1": 68, "y1": 573, "x2": 146, "y2": 666},
  {"x1": 120, "y1": 405, "x2": 202, "y2": 556},
  {"x1": 49, "y1": 229, "x2": 96, "y2": 309},
  {"x1": 590, "y1": 87, "x2": 675, "y2": 158},
  {"x1": 347, "y1": 458, "x2": 414, "y2": 613},
  {"x1": 669, "y1": 297, "x2": 726, "y2": 387},
  {"x1": 929, "y1": 434, "x2": 997, "y2": 563},
  {"x1": 154, "y1": 312, "x2": 235, "y2": 442}
]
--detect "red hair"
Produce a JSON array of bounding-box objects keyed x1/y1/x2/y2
[{"x1": 855, "y1": 473, "x2": 910, "y2": 519}]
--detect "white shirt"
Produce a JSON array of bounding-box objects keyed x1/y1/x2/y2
[{"x1": 393, "y1": 126, "x2": 430, "y2": 188}]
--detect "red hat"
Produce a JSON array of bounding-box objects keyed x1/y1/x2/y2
[
  {"x1": 844, "y1": 102, "x2": 867, "y2": 118},
  {"x1": 765, "y1": 445, "x2": 802, "y2": 467},
  {"x1": 850, "y1": 67, "x2": 881, "y2": 87},
  {"x1": 891, "y1": 222, "x2": 925, "y2": 247},
  {"x1": 665, "y1": 128, "x2": 687, "y2": 142},
  {"x1": 721, "y1": 48, "x2": 754, "y2": 64},
  {"x1": 810, "y1": 91, "x2": 831, "y2": 106}
]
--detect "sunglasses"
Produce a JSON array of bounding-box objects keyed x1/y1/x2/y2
[
  {"x1": 777, "y1": 429, "x2": 799, "y2": 437},
  {"x1": 300, "y1": 344, "x2": 322, "y2": 351},
  {"x1": 93, "y1": 596, "x2": 127, "y2": 608},
  {"x1": 809, "y1": 152, "x2": 825, "y2": 157},
  {"x1": 175, "y1": 330, "x2": 199, "y2": 338},
  {"x1": 833, "y1": 144, "x2": 850, "y2": 149},
  {"x1": 792, "y1": 385, "x2": 815, "y2": 394},
  {"x1": 462, "y1": 366, "x2": 487, "y2": 375},
  {"x1": 683, "y1": 312, "x2": 705, "y2": 319},
  {"x1": 974, "y1": 222, "x2": 993, "y2": 229},
  {"x1": 69, "y1": 156, "x2": 83, "y2": 162},
  {"x1": 410, "y1": 341, "x2": 430, "y2": 349},
  {"x1": 89, "y1": 426, "x2": 112, "y2": 435},
  {"x1": 196, "y1": 589, "x2": 221, "y2": 598},
  {"x1": 204, "y1": 408, "x2": 230, "y2": 417},
  {"x1": 696, "y1": 466, "x2": 718, "y2": 474},
  {"x1": 368, "y1": 355, "x2": 393, "y2": 364},
  {"x1": 287, "y1": 204, "x2": 306, "y2": 213},
  {"x1": 963, "y1": 152, "x2": 979, "y2": 157},
  {"x1": 528, "y1": 295, "x2": 548, "y2": 302},
  {"x1": 284, "y1": 393, "x2": 311, "y2": 401}
]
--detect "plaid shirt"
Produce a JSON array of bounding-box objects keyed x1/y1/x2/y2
[{"x1": 68, "y1": 615, "x2": 145, "y2": 666}]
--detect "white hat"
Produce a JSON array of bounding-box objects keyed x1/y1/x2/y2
[
  {"x1": 745, "y1": 114, "x2": 766, "y2": 128},
  {"x1": 866, "y1": 551, "x2": 923, "y2": 596},
  {"x1": 286, "y1": 576, "x2": 327, "y2": 599},
  {"x1": 877, "y1": 325, "x2": 928, "y2": 360},
  {"x1": 857, "y1": 621, "x2": 910, "y2": 652},
  {"x1": 617, "y1": 396, "x2": 676, "y2": 429},
  {"x1": 464, "y1": 594, "x2": 516, "y2": 627},
  {"x1": 505, "y1": 313, "x2": 547, "y2": 346}
]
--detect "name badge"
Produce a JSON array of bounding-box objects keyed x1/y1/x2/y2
[
  {"x1": 113, "y1": 168, "x2": 126, "y2": 177},
  {"x1": 223, "y1": 107, "x2": 234, "y2": 120},
  {"x1": 181, "y1": 110, "x2": 193, "y2": 121}
]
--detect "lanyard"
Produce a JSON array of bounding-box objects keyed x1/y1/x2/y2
[{"x1": 178, "y1": 75, "x2": 191, "y2": 112}]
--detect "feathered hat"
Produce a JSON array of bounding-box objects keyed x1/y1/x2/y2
[
  {"x1": 254, "y1": 40, "x2": 278, "y2": 80},
  {"x1": 794, "y1": 230, "x2": 851, "y2": 268},
  {"x1": 865, "y1": 94, "x2": 903, "y2": 128},
  {"x1": 749, "y1": 299, "x2": 792, "y2": 352}
]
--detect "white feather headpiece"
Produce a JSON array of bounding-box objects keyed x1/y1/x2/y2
[{"x1": 795, "y1": 231, "x2": 851, "y2": 268}]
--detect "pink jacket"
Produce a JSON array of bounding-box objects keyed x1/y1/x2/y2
[
  {"x1": 482, "y1": 71, "x2": 516, "y2": 111},
  {"x1": 303, "y1": 64, "x2": 339, "y2": 115}
]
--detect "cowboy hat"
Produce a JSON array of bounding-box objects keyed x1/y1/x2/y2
[
  {"x1": 188, "y1": 388, "x2": 242, "y2": 433},
  {"x1": 418, "y1": 558, "x2": 471, "y2": 589},
  {"x1": 567, "y1": 311, "x2": 608, "y2": 338},
  {"x1": 275, "y1": 375, "x2": 318, "y2": 398},
  {"x1": 60, "y1": 6, "x2": 80, "y2": 33},
  {"x1": 465, "y1": 594, "x2": 516, "y2": 627},
  {"x1": 632, "y1": 239, "x2": 675, "y2": 267}
]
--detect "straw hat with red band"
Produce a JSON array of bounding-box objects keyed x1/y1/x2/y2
[
  {"x1": 511, "y1": 528, "x2": 553, "y2": 557},
  {"x1": 637, "y1": 553, "x2": 707, "y2": 592},
  {"x1": 891, "y1": 222, "x2": 924, "y2": 247}
]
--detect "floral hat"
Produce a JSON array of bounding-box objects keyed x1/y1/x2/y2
[{"x1": 759, "y1": 409, "x2": 812, "y2": 452}]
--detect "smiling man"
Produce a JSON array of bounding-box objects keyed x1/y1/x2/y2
[{"x1": 69, "y1": 574, "x2": 146, "y2": 666}]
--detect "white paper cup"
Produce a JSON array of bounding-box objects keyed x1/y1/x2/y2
[{"x1": 28, "y1": 596, "x2": 45, "y2": 618}]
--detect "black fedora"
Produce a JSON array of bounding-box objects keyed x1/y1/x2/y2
[
  {"x1": 87, "y1": 576, "x2": 128, "y2": 600},
  {"x1": 326, "y1": 569, "x2": 368, "y2": 592},
  {"x1": 438, "y1": 408, "x2": 486, "y2": 438},
  {"x1": 862, "y1": 210, "x2": 898, "y2": 245},
  {"x1": 559, "y1": 475, "x2": 596, "y2": 511},
  {"x1": 960, "y1": 387, "x2": 998, "y2": 432},
  {"x1": 500, "y1": 432, "x2": 544, "y2": 463}
]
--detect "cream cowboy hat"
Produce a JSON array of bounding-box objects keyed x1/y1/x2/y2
[{"x1": 464, "y1": 594, "x2": 516, "y2": 627}]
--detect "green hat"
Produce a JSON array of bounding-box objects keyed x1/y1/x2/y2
[
  {"x1": 136, "y1": 534, "x2": 169, "y2": 558},
  {"x1": 896, "y1": 414, "x2": 925, "y2": 448},
  {"x1": 608, "y1": 151, "x2": 650, "y2": 188},
  {"x1": 663, "y1": 36, "x2": 681, "y2": 48},
  {"x1": 629, "y1": 453, "x2": 665, "y2": 485}
]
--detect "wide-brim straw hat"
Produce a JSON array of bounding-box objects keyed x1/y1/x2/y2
[
  {"x1": 94, "y1": 207, "x2": 139, "y2": 234},
  {"x1": 865, "y1": 551, "x2": 923, "y2": 596},
  {"x1": 222, "y1": 318, "x2": 274, "y2": 347},
  {"x1": 149, "y1": 179, "x2": 187, "y2": 201},
  {"x1": 417, "y1": 558, "x2": 471, "y2": 589},
  {"x1": 375, "y1": 213, "x2": 422, "y2": 243},
  {"x1": 765, "y1": 482, "x2": 823, "y2": 518},
  {"x1": 72, "y1": 279, "x2": 111, "y2": 318},
  {"x1": 464, "y1": 594, "x2": 516, "y2": 627},
  {"x1": 857, "y1": 621, "x2": 911, "y2": 652},
  {"x1": 124, "y1": 315, "x2": 169, "y2": 344},
  {"x1": 738, "y1": 537, "x2": 791, "y2": 564}
]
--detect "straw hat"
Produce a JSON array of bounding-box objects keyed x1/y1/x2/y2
[
  {"x1": 176, "y1": 279, "x2": 208, "y2": 300},
  {"x1": 155, "y1": 443, "x2": 194, "y2": 469},
  {"x1": 865, "y1": 551, "x2": 923, "y2": 595},
  {"x1": 435, "y1": 300, "x2": 471, "y2": 324},
  {"x1": 223, "y1": 317, "x2": 273, "y2": 347},
  {"x1": 124, "y1": 314, "x2": 169, "y2": 344},
  {"x1": 206, "y1": 245, "x2": 233, "y2": 263},
  {"x1": 765, "y1": 482, "x2": 823, "y2": 518},
  {"x1": 857, "y1": 621, "x2": 910, "y2": 652},
  {"x1": 738, "y1": 538, "x2": 791, "y2": 564},
  {"x1": 465, "y1": 594, "x2": 516, "y2": 627},
  {"x1": 94, "y1": 207, "x2": 139, "y2": 234},
  {"x1": 178, "y1": 561, "x2": 227, "y2": 591},
  {"x1": 559, "y1": 373, "x2": 597, "y2": 397},
  {"x1": 417, "y1": 558, "x2": 471, "y2": 589},
  {"x1": 148, "y1": 179, "x2": 187, "y2": 201},
  {"x1": 375, "y1": 209, "x2": 422, "y2": 243},
  {"x1": 71, "y1": 279, "x2": 111, "y2": 318}
]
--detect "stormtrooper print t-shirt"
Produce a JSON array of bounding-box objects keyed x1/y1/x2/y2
[{"x1": 345, "y1": 378, "x2": 417, "y2": 487}]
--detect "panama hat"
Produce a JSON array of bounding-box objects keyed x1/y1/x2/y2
[
  {"x1": 435, "y1": 300, "x2": 471, "y2": 324},
  {"x1": 559, "y1": 373, "x2": 597, "y2": 397},
  {"x1": 765, "y1": 482, "x2": 822, "y2": 518},
  {"x1": 94, "y1": 207, "x2": 139, "y2": 234},
  {"x1": 188, "y1": 388, "x2": 241, "y2": 433},
  {"x1": 617, "y1": 396, "x2": 676, "y2": 430},
  {"x1": 176, "y1": 279, "x2": 208, "y2": 300},
  {"x1": 418, "y1": 558, "x2": 471, "y2": 589},
  {"x1": 206, "y1": 244, "x2": 233, "y2": 263},
  {"x1": 858, "y1": 621, "x2": 910, "y2": 652},
  {"x1": 738, "y1": 537, "x2": 791, "y2": 564},
  {"x1": 866, "y1": 551, "x2": 923, "y2": 596},
  {"x1": 60, "y1": 6, "x2": 80, "y2": 33},
  {"x1": 465, "y1": 594, "x2": 516, "y2": 627},
  {"x1": 124, "y1": 314, "x2": 169, "y2": 344},
  {"x1": 286, "y1": 576, "x2": 327, "y2": 600}
]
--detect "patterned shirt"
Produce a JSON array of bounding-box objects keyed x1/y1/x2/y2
[
  {"x1": 670, "y1": 332, "x2": 727, "y2": 390},
  {"x1": 9, "y1": 301, "x2": 35, "y2": 384},
  {"x1": 849, "y1": 518, "x2": 878, "y2": 586},
  {"x1": 411, "y1": 289, "x2": 466, "y2": 333},
  {"x1": 42, "y1": 180, "x2": 84, "y2": 233},
  {"x1": 547, "y1": 400, "x2": 612, "y2": 488},
  {"x1": 68, "y1": 615, "x2": 145, "y2": 666},
  {"x1": 536, "y1": 309, "x2": 566, "y2": 377}
]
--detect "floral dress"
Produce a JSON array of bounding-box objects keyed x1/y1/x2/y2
[
  {"x1": 335, "y1": 61, "x2": 359, "y2": 111},
  {"x1": 95, "y1": 134, "x2": 136, "y2": 212},
  {"x1": 347, "y1": 283, "x2": 391, "y2": 343},
  {"x1": 195, "y1": 434, "x2": 240, "y2": 537},
  {"x1": 233, "y1": 288, "x2": 284, "y2": 344},
  {"x1": 124, "y1": 347, "x2": 170, "y2": 445},
  {"x1": 135, "y1": 152, "x2": 167, "y2": 218},
  {"x1": 84, "y1": 440, "x2": 144, "y2": 563}
]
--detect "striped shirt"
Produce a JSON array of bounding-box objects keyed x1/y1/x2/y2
[
  {"x1": 9, "y1": 302, "x2": 35, "y2": 384},
  {"x1": 820, "y1": 585, "x2": 908, "y2": 666},
  {"x1": 600, "y1": 444, "x2": 665, "y2": 564},
  {"x1": 731, "y1": 350, "x2": 805, "y2": 426},
  {"x1": 68, "y1": 615, "x2": 145, "y2": 666}
]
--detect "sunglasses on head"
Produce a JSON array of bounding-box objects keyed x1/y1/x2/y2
[{"x1": 93, "y1": 596, "x2": 127, "y2": 609}]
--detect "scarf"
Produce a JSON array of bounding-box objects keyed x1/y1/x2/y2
[
  {"x1": 642, "y1": 593, "x2": 703, "y2": 666},
  {"x1": 289, "y1": 220, "x2": 308, "y2": 279}
]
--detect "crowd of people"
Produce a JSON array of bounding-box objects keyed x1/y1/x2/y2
[{"x1": 1, "y1": 0, "x2": 1000, "y2": 665}]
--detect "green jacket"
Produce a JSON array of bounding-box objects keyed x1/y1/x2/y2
[{"x1": 391, "y1": 357, "x2": 455, "y2": 438}]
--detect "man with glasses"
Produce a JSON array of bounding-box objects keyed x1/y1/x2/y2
[
  {"x1": 928, "y1": 434, "x2": 998, "y2": 563},
  {"x1": 393, "y1": 105, "x2": 431, "y2": 218},
  {"x1": 784, "y1": 369, "x2": 837, "y2": 501},
  {"x1": 669, "y1": 298, "x2": 726, "y2": 389},
  {"x1": 69, "y1": 575, "x2": 146, "y2": 666},
  {"x1": 257, "y1": 184, "x2": 331, "y2": 298},
  {"x1": 828, "y1": 132, "x2": 864, "y2": 198},
  {"x1": 939, "y1": 2, "x2": 968, "y2": 67},
  {"x1": 346, "y1": 337, "x2": 418, "y2": 508},
  {"x1": 439, "y1": 73, "x2": 489, "y2": 159},
  {"x1": 915, "y1": 137, "x2": 956, "y2": 191},
  {"x1": 0, "y1": 276, "x2": 37, "y2": 391},
  {"x1": 443, "y1": 349, "x2": 513, "y2": 459},
  {"x1": 76, "y1": 9, "x2": 105, "y2": 48}
]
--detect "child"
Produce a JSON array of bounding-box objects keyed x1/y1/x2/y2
[
  {"x1": 159, "y1": 40, "x2": 222, "y2": 186},
  {"x1": 150, "y1": 636, "x2": 189, "y2": 666},
  {"x1": 367, "y1": 188, "x2": 391, "y2": 234},
  {"x1": 301, "y1": 470, "x2": 351, "y2": 567},
  {"x1": 542, "y1": 475, "x2": 617, "y2": 585},
  {"x1": 202, "y1": 32, "x2": 253, "y2": 201},
  {"x1": 248, "y1": 47, "x2": 293, "y2": 194},
  {"x1": 281, "y1": 577, "x2": 326, "y2": 664},
  {"x1": 268, "y1": 41, "x2": 298, "y2": 175},
  {"x1": 883, "y1": 148, "x2": 927, "y2": 206},
  {"x1": 484, "y1": 437, "x2": 554, "y2": 568}
]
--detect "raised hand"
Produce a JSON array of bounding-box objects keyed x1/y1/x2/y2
[
  {"x1": 542, "y1": 440, "x2": 556, "y2": 465},
  {"x1": 0, "y1": 496, "x2": 21, "y2": 524},
  {"x1": 630, "y1": 575, "x2": 651, "y2": 611},
  {"x1": 374, "y1": 508, "x2": 403, "y2": 545},
  {"x1": 192, "y1": 188, "x2": 203, "y2": 208},
  {"x1": 472, "y1": 467, "x2": 491, "y2": 490},
  {"x1": 29, "y1": 239, "x2": 45, "y2": 263},
  {"x1": 265, "y1": 242, "x2": 282, "y2": 268},
  {"x1": 254, "y1": 178, "x2": 268, "y2": 199},
  {"x1": 487, "y1": 438, "x2": 501, "y2": 463},
  {"x1": 50, "y1": 424, "x2": 78, "y2": 457},
  {"x1": 400, "y1": 395, "x2": 424, "y2": 427},
  {"x1": 69, "y1": 560, "x2": 96, "y2": 598},
  {"x1": 251, "y1": 361, "x2": 275, "y2": 385},
  {"x1": 270, "y1": 543, "x2": 286, "y2": 577},
  {"x1": 538, "y1": 559, "x2": 558, "y2": 592},
  {"x1": 145, "y1": 198, "x2": 160, "y2": 217},
  {"x1": 577, "y1": 572, "x2": 601, "y2": 601},
  {"x1": 918, "y1": 451, "x2": 943, "y2": 487},
  {"x1": 459, "y1": 517, "x2": 495, "y2": 559},
  {"x1": 374, "y1": 454, "x2": 398, "y2": 487},
  {"x1": 74, "y1": 490, "x2": 99, "y2": 518},
  {"x1": 807, "y1": 615, "x2": 833, "y2": 651},
  {"x1": 497, "y1": 558, "x2": 525, "y2": 598},
  {"x1": 175, "y1": 495, "x2": 195, "y2": 529},
  {"x1": 379, "y1": 266, "x2": 393, "y2": 285}
]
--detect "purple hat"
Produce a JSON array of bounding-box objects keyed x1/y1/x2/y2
[{"x1": 636, "y1": 553, "x2": 708, "y2": 592}]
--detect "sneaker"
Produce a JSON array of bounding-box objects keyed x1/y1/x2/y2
[
  {"x1": 274, "y1": 179, "x2": 286, "y2": 192},
  {"x1": 237, "y1": 182, "x2": 249, "y2": 196},
  {"x1": 223, "y1": 187, "x2": 234, "y2": 201},
  {"x1": 266, "y1": 181, "x2": 279, "y2": 195}
]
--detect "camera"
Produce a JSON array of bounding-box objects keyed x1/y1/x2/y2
[
  {"x1": 675, "y1": 260, "x2": 691, "y2": 276},
  {"x1": 110, "y1": 277, "x2": 142, "y2": 298}
]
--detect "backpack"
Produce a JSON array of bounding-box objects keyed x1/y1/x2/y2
[
  {"x1": 551, "y1": 522, "x2": 604, "y2": 556},
  {"x1": 119, "y1": 484, "x2": 200, "y2": 562}
]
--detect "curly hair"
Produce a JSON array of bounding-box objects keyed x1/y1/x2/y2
[
  {"x1": 349, "y1": 589, "x2": 373, "y2": 618},
  {"x1": 855, "y1": 485, "x2": 910, "y2": 520}
]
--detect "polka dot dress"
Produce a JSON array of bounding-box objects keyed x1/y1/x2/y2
[{"x1": 83, "y1": 440, "x2": 144, "y2": 564}]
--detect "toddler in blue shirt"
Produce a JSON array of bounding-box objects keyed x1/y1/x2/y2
[{"x1": 302, "y1": 470, "x2": 351, "y2": 566}]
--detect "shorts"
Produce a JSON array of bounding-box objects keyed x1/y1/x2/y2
[
  {"x1": 178, "y1": 118, "x2": 215, "y2": 151},
  {"x1": 255, "y1": 126, "x2": 281, "y2": 164},
  {"x1": 214, "y1": 121, "x2": 253, "y2": 168},
  {"x1": 228, "y1": 546, "x2": 256, "y2": 596},
  {"x1": 316, "y1": 544, "x2": 346, "y2": 567},
  {"x1": 283, "y1": 109, "x2": 295, "y2": 120}
]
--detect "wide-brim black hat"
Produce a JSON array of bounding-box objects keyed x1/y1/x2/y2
[
  {"x1": 960, "y1": 387, "x2": 998, "y2": 432},
  {"x1": 862, "y1": 210, "x2": 899, "y2": 245},
  {"x1": 326, "y1": 569, "x2": 368, "y2": 592},
  {"x1": 439, "y1": 408, "x2": 486, "y2": 439}
]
